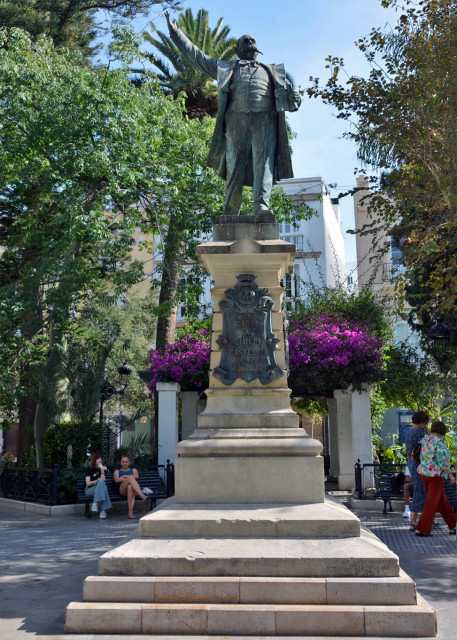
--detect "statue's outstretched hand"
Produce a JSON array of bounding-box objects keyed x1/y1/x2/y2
[{"x1": 165, "y1": 11, "x2": 178, "y2": 32}]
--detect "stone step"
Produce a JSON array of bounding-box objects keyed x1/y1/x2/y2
[
  {"x1": 64, "y1": 600, "x2": 436, "y2": 637},
  {"x1": 83, "y1": 574, "x2": 417, "y2": 606},
  {"x1": 98, "y1": 531, "x2": 400, "y2": 578},
  {"x1": 138, "y1": 500, "x2": 361, "y2": 539},
  {"x1": 63, "y1": 636, "x2": 438, "y2": 640}
]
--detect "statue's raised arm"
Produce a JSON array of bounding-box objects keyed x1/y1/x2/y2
[
  {"x1": 165, "y1": 12, "x2": 218, "y2": 80},
  {"x1": 164, "y1": 12, "x2": 302, "y2": 218}
]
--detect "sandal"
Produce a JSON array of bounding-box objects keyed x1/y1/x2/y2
[
  {"x1": 128, "y1": 514, "x2": 137, "y2": 519},
  {"x1": 409, "y1": 524, "x2": 417, "y2": 531},
  {"x1": 449, "y1": 528, "x2": 456, "y2": 535},
  {"x1": 416, "y1": 531, "x2": 432, "y2": 537}
]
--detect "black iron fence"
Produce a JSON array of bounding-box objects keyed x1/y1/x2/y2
[
  {"x1": 354, "y1": 460, "x2": 405, "y2": 500},
  {"x1": 0, "y1": 461, "x2": 175, "y2": 506},
  {"x1": 354, "y1": 460, "x2": 457, "y2": 512}
]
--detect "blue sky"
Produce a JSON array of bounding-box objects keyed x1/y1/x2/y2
[{"x1": 108, "y1": 0, "x2": 399, "y2": 262}]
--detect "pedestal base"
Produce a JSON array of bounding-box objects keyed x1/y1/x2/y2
[
  {"x1": 175, "y1": 455, "x2": 324, "y2": 503},
  {"x1": 64, "y1": 499, "x2": 437, "y2": 638},
  {"x1": 138, "y1": 499, "x2": 361, "y2": 538}
]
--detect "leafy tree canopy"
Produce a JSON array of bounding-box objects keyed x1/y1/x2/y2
[
  {"x1": 289, "y1": 282, "x2": 393, "y2": 342},
  {"x1": 308, "y1": 0, "x2": 457, "y2": 320},
  {"x1": 0, "y1": 26, "x2": 194, "y2": 429},
  {"x1": 0, "y1": 0, "x2": 181, "y2": 57}
]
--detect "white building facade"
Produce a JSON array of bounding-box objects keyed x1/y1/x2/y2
[
  {"x1": 353, "y1": 175, "x2": 422, "y2": 445},
  {"x1": 278, "y1": 177, "x2": 346, "y2": 298},
  {"x1": 174, "y1": 175, "x2": 347, "y2": 322}
]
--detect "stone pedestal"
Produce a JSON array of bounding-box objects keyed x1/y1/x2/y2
[
  {"x1": 180, "y1": 391, "x2": 198, "y2": 441},
  {"x1": 65, "y1": 495, "x2": 437, "y2": 638},
  {"x1": 175, "y1": 216, "x2": 324, "y2": 504},
  {"x1": 64, "y1": 216, "x2": 436, "y2": 638}
]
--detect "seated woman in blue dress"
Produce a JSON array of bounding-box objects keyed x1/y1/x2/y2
[
  {"x1": 113, "y1": 455, "x2": 152, "y2": 519},
  {"x1": 84, "y1": 453, "x2": 112, "y2": 519}
]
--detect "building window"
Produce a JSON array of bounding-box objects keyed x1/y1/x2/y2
[
  {"x1": 281, "y1": 265, "x2": 301, "y2": 301},
  {"x1": 280, "y1": 234, "x2": 304, "y2": 251}
]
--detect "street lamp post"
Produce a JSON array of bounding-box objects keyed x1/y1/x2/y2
[
  {"x1": 99, "y1": 362, "x2": 132, "y2": 461},
  {"x1": 428, "y1": 319, "x2": 457, "y2": 372},
  {"x1": 137, "y1": 369, "x2": 158, "y2": 464}
]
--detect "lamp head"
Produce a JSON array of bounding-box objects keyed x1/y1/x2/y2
[{"x1": 117, "y1": 362, "x2": 132, "y2": 377}]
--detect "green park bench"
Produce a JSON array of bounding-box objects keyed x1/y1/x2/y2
[
  {"x1": 76, "y1": 465, "x2": 173, "y2": 517},
  {"x1": 374, "y1": 467, "x2": 457, "y2": 515}
]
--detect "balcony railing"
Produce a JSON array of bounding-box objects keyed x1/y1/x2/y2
[{"x1": 381, "y1": 261, "x2": 406, "y2": 282}]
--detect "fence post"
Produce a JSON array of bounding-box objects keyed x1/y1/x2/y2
[
  {"x1": 52, "y1": 465, "x2": 59, "y2": 505},
  {"x1": 165, "y1": 459, "x2": 175, "y2": 497},
  {"x1": 2, "y1": 463, "x2": 10, "y2": 498},
  {"x1": 354, "y1": 459, "x2": 363, "y2": 500}
]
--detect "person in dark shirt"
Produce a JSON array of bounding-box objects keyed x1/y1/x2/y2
[
  {"x1": 404, "y1": 411, "x2": 429, "y2": 531},
  {"x1": 84, "y1": 453, "x2": 112, "y2": 519}
]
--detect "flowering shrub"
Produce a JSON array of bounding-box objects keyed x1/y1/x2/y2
[
  {"x1": 147, "y1": 314, "x2": 385, "y2": 395},
  {"x1": 288, "y1": 313, "x2": 385, "y2": 393},
  {"x1": 148, "y1": 330, "x2": 210, "y2": 393}
]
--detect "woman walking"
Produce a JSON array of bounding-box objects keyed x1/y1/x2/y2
[
  {"x1": 404, "y1": 410, "x2": 429, "y2": 531},
  {"x1": 416, "y1": 421, "x2": 456, "y2": 537}
]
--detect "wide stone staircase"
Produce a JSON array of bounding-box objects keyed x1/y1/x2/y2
[{"x1": 64, "y1": 499, "x2": 437, "y2": 638}]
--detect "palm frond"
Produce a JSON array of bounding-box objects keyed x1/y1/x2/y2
[
  {"x1": 120, "y1": 431, "x2": 153, "y2": 460},
  {"x1": 142, "y1": 7, "x2": 236, "y2": 119}
]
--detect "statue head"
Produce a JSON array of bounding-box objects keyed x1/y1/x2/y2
[{"x1": 235, "y1": 34, "x2": 262, "y2": 61}]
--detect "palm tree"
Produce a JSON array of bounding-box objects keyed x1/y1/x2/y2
[{"x1": 142, "y1": 8, "x2": 237, "y2": 119}]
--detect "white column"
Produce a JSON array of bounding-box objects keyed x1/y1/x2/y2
[
  {"x1": 157, "y1": 382, "x2": 180, "y2": 472},
  {"x1": 326, "y1": 397, "x2": 339, "y2": 478},
  {"x1": 328, "y1": 386, "x2": 373, "y2": 492},
  {"x1": 333, "y1": 389, "x2": 354, "y2": 491},
  {"x1": 351, "y1": 384, "x2": 373, "y2": 489},
  {"x1": 181, "y1": 391, "x2": 199, "y2": 441}
]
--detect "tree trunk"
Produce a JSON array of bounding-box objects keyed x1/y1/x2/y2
[
  {"x1": 155, "y1": 212, "x2": 186, "y2": 354},
  {"x1": 33, "y1": 330, "x2": 71, "y2": 468},
  {"x1": 16, "y1": 274, "x2": 42, "y2": 458},
  {"x1": 17, "y1": 371, "x2": 37, "y2": 457},
  {"x1": 155, "y1": 306, "x2": 179, "y2": 355}
]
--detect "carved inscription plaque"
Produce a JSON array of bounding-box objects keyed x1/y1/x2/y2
[{"x1": 213, "y1": 274, "x2": 283, "y2": 386}]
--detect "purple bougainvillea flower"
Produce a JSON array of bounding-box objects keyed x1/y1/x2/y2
[
  {"x1": 148, "y1": 334, "x2": 210, "y2": 393},
  {"x1": 146, "y1": 312, "x2": 385, "y2": 396},
  {"x1": 288, "y1": 313, "x2": 384, "y2": 392}
]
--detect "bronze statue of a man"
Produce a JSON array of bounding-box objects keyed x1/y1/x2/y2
[{"x1": 165, "y1": 14, "x2": 301, "y2": 216}]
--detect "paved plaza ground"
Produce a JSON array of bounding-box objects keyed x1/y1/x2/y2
[{"x1": 0, "y1": 500, "x2": 455, "y2": 640}]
